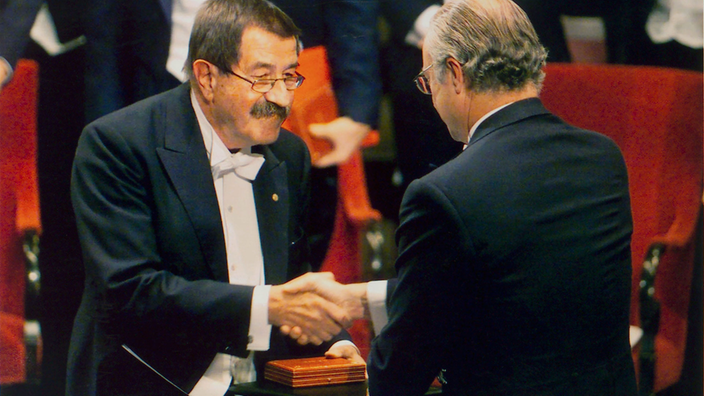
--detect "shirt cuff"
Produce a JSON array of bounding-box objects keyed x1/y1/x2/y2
[
  {"x1": 249, "y1": 285, "x2": 272, "y2": 351},
  {"x1": 405, "y1": 5, "x2": 441, "y2": 48},
  {"x1": 367, "y1": 280, "x2": 389, "y2": 335},
  {"x1": 0, "y1": 57, "x2": 13, "y2": 87}
]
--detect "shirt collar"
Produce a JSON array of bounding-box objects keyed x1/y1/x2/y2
[{"x1": 464, "y1": 101, "x2": 514, "y2": 149}]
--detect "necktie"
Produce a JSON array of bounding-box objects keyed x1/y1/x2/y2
[{"x1": 211, "y1": 152, "x2": 265, "y2": 181}]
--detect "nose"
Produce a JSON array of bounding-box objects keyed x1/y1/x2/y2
[{"x1": 263, "y1": 79, "x2": 293, "y2": 108}]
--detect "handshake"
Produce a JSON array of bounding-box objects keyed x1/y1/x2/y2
[{"x1": 268, "y1": 272, "x2": 369, "y2": 346}]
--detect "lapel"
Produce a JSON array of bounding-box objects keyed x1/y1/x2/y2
[
  {"x1": 467, "y1": 97, "x2": 551, "y2": 148},
  {"x1": 252, "y1": 145, "x2": 290, "y2": 286},
  {"x1": 156, "y1": 84, "x2": 229, "y2": 281}
]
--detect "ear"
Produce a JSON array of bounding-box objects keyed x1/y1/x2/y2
[
  {"x1": 192, "y1": 60, "x2": 218, "y2": 102},
  {"x1": 446, "y1": 58, "x2": 465, "y2": 94}
]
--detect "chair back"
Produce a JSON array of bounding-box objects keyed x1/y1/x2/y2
[{"x1": 0, "y1": 59, "x2": 40, "y2": 385}]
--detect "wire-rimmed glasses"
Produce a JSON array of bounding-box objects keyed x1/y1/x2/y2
[
  {"x1": 413, "y1": 64, "x2": 434, "y2": 95},
  {"x1": 229, "y1": 70, "x2": 305, "y2": 93}
]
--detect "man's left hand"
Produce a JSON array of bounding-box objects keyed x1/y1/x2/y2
[{"x1": 325, "y1": 343, "x2": 367, "y2": 374}]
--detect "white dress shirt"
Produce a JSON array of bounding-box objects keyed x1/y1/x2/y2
[{"x1": 189, "y1": 90, "x2": 271, "y2": 395}]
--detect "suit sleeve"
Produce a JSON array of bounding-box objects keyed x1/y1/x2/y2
[
  {"x1": 323, "y1": 0, "x2": 382, "y2": 127},
  {"x1": 0, "y1": 0, "x2": 43, "y2": 67},
  {"x1": 367, "y1": 179, "x2": 475, "y2": 396}
]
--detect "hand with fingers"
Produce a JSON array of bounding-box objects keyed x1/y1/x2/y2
[
  {"x1": 325, "y1": 342, "x2": 367, "y2": 378},
  {"x1": 308, "y1": 116, "x2": 371, "y2": 168},
  {"x1": 276, "y1": 272, "x2": 369, "y2": 344},
  {"x1": 268, "y1": 272, "x2": 355, "y2": 345}
]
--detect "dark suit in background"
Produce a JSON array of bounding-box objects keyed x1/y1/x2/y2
[
  {"x1": 273, "y1": 0, "x2": 380, "y2": 130},
  {"x1": 272, "y1": 0, "x2": 381, "y2": 268},
  {"x1": 82, "y1": 0, "x2": 178, "y2": 123},
  {"x1": 67, "y1": 84, "x2": 348, "y2": 395},
  {"x1": 368, "y1": 98, "x2": 636, "y2": 395},
  {"x1": 380, "y1": 0, "x2": 463, "y2": 195},
  {"x1": 0, "y1": 0, "x2": 43, "y2": 69}
]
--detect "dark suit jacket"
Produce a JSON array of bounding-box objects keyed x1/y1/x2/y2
[
  {"x1": 0, "y1": 0, "x2": 42, "y2": 67},
  {"x1": 82, "y1": 0, "x2": 178, "y2": 122},
  {"x1": 0, "y1": 0, "x2": 83, "y2": 67},
  {"x1": 368, "y1": 98, "x2": 637, "y2": 396},
  {"x1": 68, "y1": 83, "x2": 348, "y2": 395},
  {"x1": 274, "y1": 0, "x2": 381, "y2": 128},
  {"x1": 379, "y1": 0, "x2": 463, "y2": 184}
]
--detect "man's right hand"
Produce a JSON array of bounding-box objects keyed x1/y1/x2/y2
[
  {"x1": 276, "y1": 272, "x2": 369, "y2": 345},
  {"x1": 269, "y1": 272, "x2": 353, "y2": 346}
]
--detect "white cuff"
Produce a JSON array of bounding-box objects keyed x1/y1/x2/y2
[
  {"x1": 405, "y1": 5, "x2": 441, "y2": 48},
  {"x1": 367, "y1": 280, "x2": 389, "y2": 335},
  {"x1": 248, "y1": 285, "x2": 272, "y2": 351}
]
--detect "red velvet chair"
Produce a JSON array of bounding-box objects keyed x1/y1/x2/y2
[
  {"x1": 282, "y1": 46, "x2": 382, "y2": 358},
  {"x1": 540, "y1": 63, "x2": 703, "y2": 394},
  {"x1": 0, "y1": 59, "x2": 41, "y2": 385}
]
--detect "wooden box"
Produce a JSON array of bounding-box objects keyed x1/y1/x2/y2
[{"x1": 264, "y1": 357, "x2": 366, "y2": 388}]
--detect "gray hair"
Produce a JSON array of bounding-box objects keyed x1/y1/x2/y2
[
  {"x1": 184, "y1": 0, "x2": 302, "y2": 79},
  {"x1": 425, "y1": 0, "x2": 547, "y2": 93}
]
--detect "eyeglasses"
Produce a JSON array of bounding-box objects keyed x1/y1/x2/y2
[
  {"x1": 229, "y1": 70, "x2": 305, "y2": 93},
  {"x1": 413, "y1": 64, "x2": 434, "y2": 95}
]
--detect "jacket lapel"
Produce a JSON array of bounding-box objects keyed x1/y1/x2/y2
[
  {"x1": 252, "y1": 146, "x2": 290, "y2": 285},
  {"x1": 156, "y1": 85, "x2": 229, "y2": 281},
  {"x1": 154, "y1": 85, "x2": 293, "y2": 284}
]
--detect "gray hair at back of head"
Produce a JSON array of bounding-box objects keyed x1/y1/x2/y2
[
  {"x1": 425, "y1": 0, "x2": 547, "y2": 93},
  {"x1": 184, "y1": 0, "x2": 302, "y2": 79}
]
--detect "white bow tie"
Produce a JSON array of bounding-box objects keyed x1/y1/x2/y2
[{"x1": 211, "y1": 152, "x2": 265, "y2": 181}]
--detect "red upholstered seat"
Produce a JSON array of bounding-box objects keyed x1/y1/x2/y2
[
  {"x1": 0, "y1": 59, "x2": 41, "y2": 385},
  {"x1": 282, "y1": 46, "x2": 381, "y2": 358},
  {"x1": 541, "y1": 63, "x2": 703, "y2": 394}
]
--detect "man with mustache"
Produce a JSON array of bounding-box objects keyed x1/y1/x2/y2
[{"x1": 66, "y1": 1, "x2": 362, "y2": 395}]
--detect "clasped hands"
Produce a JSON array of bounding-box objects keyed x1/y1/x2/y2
[{"x1": 268, "y1": 272, "x2": 368, "y2": 346}]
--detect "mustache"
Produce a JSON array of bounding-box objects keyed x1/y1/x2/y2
[{"x1": 250, "y1": 101, "x2": 290, "y2": 120}]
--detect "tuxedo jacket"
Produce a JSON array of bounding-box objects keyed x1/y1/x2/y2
[
  {"x1": 67, "y1": 84, "x2": 347, "y2": 395},
  {"x1": 368, "y1": 98, "x2": 637, "y2": 396}
]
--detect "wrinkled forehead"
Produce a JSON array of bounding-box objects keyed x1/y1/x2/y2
[{"x1": 236, "y1": 26, "x2": 299, "y2": 72}]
